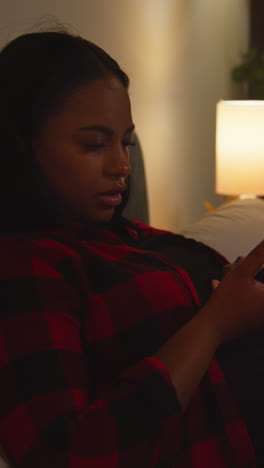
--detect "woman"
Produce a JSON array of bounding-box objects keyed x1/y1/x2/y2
[{"x1": 0, "y1": 30, "x2": 264, "y2": 467}]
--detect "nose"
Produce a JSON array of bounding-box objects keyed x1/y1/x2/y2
[{"x1": 104, "y1": 144, "x2": 131, "y2": 179}]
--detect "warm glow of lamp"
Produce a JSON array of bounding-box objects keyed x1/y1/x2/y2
[{"x1": 215, "y1": 100, "x2": 264, "y2": 196}]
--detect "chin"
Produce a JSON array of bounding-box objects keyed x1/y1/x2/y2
[{"x1": 81, "y1": 209, "x2": 115, "y2": 225}]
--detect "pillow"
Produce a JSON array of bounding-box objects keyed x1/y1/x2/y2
[{"x1": 179, "y1": 198, "x2": 264, "y2": 262}]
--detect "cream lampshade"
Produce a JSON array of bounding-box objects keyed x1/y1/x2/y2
[{"x1": 215, "y1": 100, "x2": 264, "y2": 196}]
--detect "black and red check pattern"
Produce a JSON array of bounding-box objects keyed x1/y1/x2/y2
[{"x1": 0, "y1": 219, "x2": 256, "y2": 467}]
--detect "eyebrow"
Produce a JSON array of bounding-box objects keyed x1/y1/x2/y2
[{"x1": 79, "y1": 124, "x2": 135, "y2": 135}]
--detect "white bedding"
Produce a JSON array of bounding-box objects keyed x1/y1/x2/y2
[{"x1": 179, "y1": 198, "x2": 264, "y2": 262}]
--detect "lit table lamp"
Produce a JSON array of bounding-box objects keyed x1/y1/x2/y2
[{"x1": 215, "y1": 100, "x2": 264, "y2": 200}]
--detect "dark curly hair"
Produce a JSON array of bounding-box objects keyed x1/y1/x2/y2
[{"x1": 0, "y1": 30, "x2": 130, "y2": 233}]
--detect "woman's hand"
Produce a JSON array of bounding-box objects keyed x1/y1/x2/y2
[
  {"x1": 157, "y1": 241, "x2": 264, "y2": 408},
  {"x1": 203, "y1": 240, "x2": 264, "y2": 342},
  {"x1": 212, "y1": 256, "x2": 245, "y2": 290}
]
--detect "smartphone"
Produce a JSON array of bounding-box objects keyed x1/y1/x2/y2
[{"x1": 255, "y1": 268, "x2": 264, "y2": 283}]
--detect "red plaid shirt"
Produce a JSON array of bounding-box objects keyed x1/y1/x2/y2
[{"x1": 0, "y1": 218, "x2": 256, "y2": 467}]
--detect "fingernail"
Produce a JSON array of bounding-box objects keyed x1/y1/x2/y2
[{"x1": 212, "y1": 280, "x2": 220, "y2": 290}]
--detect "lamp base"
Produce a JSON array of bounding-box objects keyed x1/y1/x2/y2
[
  {"x1": 204, "y1": 194, "x2": 257, "y2": 212},
  {"x1": 239, "y1": 194, "x2": 257, "y2": 200}
]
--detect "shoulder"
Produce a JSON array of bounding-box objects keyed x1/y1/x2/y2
[
  {"x1": 127, "y1": 219, "x2": 175, "y2": 240},
  {"x1": 0, "y1": 229, "x2": 82, "y2": 279},
  {"x1": 0, "y1": 229, "x2": 88, "y2": 321}
]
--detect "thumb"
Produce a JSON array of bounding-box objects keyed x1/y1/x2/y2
[{"x1": 238, "y1": 240, "x2": 264, "y2": 277}]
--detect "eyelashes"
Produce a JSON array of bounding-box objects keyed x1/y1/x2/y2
[{"x1": 83, "y1": 142, "x2": 136, "y2": 151}]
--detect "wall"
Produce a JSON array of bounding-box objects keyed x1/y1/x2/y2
[{"x1": 0, "y1": 0, "x2": 249, "y2": 230}]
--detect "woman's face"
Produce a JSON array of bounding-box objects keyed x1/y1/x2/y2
[{"x1": 33, "y1": 77, "x2": 134, "y2": 223}]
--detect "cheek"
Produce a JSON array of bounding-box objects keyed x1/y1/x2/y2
[{"x1": 37, "y1": 144, "x2": 102, "y2": 195}]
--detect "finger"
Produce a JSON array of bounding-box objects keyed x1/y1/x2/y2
[
  {"x1": 236, "y1": 240, "x2": 264, "y2": 277},
  {"x1": 225, "y1": 257, "x2": 244, "y2": 273},
  {"x1": 235, "y1": 256, "x2": 244, "y2": 264},
  {"x1": 223, "y1": 264, "x2": 231, "y2": 276},
  {"x1": 212, "y1": 279, "x2": 220, "y2": 290}
]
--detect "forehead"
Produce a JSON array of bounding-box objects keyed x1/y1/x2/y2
[{"x1": 60, "y1": 77, "x2": 132, "y2": 127}]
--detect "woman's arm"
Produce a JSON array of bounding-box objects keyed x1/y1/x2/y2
[
  {"x1": 155, "y1": 306, "x2": 219, "y2": 409},
  {"x1": 0, "y1": 237, "x2": 183, "y2": 468},
  {"x1": 1, "y1": 237, "x2": 263, "y2": 467},
  {"x1": 156, "y1": 240, "x2": 264, "y2": 409}
]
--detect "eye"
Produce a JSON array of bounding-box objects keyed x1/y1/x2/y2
[
  {"x1": 80, "y1": 141, "x2": 136, "y2": 152},
  {"x1": 82, "y1": 143, "x2": 106, "y2": 151},
  {"x1": 122, "y1": 141, "x2": 136, "y2": 148}
]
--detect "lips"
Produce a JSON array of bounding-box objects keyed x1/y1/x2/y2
[
  {"x1": 97, "y1": 186, "x2": 126, "y2": 207},
  {"x1": 99, "y1": 185, "x2": 126, "y2": 196}
]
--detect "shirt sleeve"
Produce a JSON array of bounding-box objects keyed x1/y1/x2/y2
[{"x1": 0, "y1": 236, "x2": 184, "y2": 468}]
